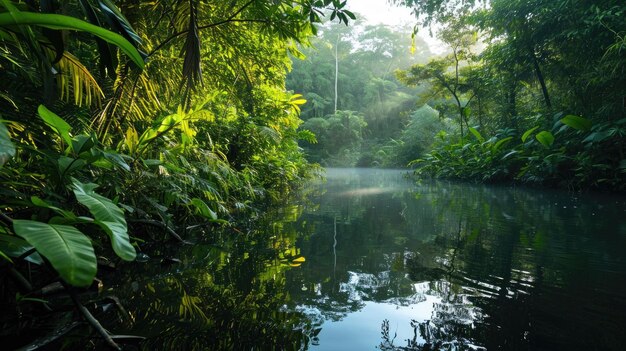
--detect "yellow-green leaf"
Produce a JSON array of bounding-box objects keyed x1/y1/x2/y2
[
  {"x1": 0, "y1": 12, "x2": 144, "y2": 68},
  {"x1": 0, "y1": 120, "x2": 15, "y2": 168}
]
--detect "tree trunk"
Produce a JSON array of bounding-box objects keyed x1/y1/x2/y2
[
  {"x1": 478, "y1": 97, "x2": 484, "y2": 130},
  {"x1": 507, "y1": 80, "x2": 518, "y2": 129},
  {"x1": 529, "y1": 46, "x2": 551, "y2": 109},
  {"x1": 334, "y1": 35, "x2": 339, "y2": 114}
]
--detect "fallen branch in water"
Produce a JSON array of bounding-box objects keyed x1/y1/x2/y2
[{"x1": 67, "y1": 287, "x2": 121, "y2": 350}]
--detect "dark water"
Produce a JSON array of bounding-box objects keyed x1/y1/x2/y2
[
  {"x1": 284, "y1": 168, "x2": 626, "y2": 350},
  {"x1": 77, "y1": 168, "x2": 626, "y2": 350}
]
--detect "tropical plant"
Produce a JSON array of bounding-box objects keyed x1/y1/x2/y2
[
  {"x1": 0, "y1": 0, "x2": 362, "y2": 347},
  {"x1": 390, "y1": 0, "x2": 625, "y2": 190}
]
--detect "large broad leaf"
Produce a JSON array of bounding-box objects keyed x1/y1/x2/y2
[
  {"x1": 492, "y1": 136, "x2": 513, "y2": 152},
  {"x1": 58, "y1": 156, "x2": 87, "y2": 177},
  {"x1": 38, "y1": 105, "x2": 72, "y2": 146},
  {"x1": 560, "y1": 115, "x2": 592, "y2": 131},
  {"x1": 0, "y1": 11, "x2": 144, "y2": 68},
  {"x1": 94, "y1": 220, "x2": 136, "y2": 261},
  {"x1": 536, "y1": 131, "x2": 555, "y2": 148},
  {"x1": 72, "y1": 179, "x2": 136, "y2": 261},
  {"x1": 13, "y1": 220, "x2": 96, "y2": 287},
  {"x1": 0, "y1": 120, "x2": 15, "y2": 168},
  {"x1": 31, "y1": 196, "x2": 77, "y2": 220}
]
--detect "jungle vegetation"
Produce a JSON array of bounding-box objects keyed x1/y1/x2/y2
[
  {"x1": 0, "y1": 0, "x2": 356, "y2": 348},
  {"x1": 291, "y1": 0, "x2": 625, "y2": 190},
  {"x1": 1, "y1": 0, "x2": 625, "y2": 348},
  {"x1": 287, "y1": 19, "x2": 437, "y2": 167}
]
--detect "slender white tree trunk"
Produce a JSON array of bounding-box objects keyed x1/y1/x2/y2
[{"x1": 334, "y1": 35, "x2": 339, "y2": 114}]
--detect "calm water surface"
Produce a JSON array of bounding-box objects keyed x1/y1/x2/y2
[
  {"x1": 98, "y1": 168, "x2": 626, "y2": 350},
  {"x1": 285, "y1": 168, "x2": 626, "y2": 350}
]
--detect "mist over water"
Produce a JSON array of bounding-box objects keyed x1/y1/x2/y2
[
  {"x1": 96, "y1": 168, "x2": 626, "y2": 350},
  {"x1": 285, "y1": 168, "x2": 626, "y2": 350}
]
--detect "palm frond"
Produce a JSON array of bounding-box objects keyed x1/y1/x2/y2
[
  {"x1": 172, "y1": 0, "x2": 191, "y2": 32},
  {"x1": 180, "y1": 0, "x2": 202, "y2": 100},
  {"x1": 54, "y1": 51, "x2": 105, "y2": 107},
  {"x1": 94, "y1": 66, "x2": 164, "y2": 137}
]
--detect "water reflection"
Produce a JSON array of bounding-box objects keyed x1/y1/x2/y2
[
  {"x1": 68, "y1": 168, "x2": 626, "y2": 350},
  {"x1": 286, "y1": 168, "x2": 626, "y2": 350},
  {"x1": 82, "y1": 203, "x2": 318, "y2": 351}
]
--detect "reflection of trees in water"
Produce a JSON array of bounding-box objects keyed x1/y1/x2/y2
[
  {"x1": 395, "y1": 181, "x2": 626, "y2": 350},
  {"x1": 84, "y1": 203, "x2": 318, "y2": 350},
  {"x1": 379, "y1": 248, "x2": 485, "y2": 351},
  {"x1": 296, "y1": 172, "x2": 626, "y2": 350},
  {"x1": 379, "y1": 318, "x2": 485, "y2": 351}
]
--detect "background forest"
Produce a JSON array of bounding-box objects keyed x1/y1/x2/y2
[
  {"x1": 287, "y1": 20, "x2": 436, "y2": 167},
  {"x1": 292, "y1": 0, "x2": 626, "y2": 191}
]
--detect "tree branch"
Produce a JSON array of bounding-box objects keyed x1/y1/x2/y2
[
  {"x1": 147, "y1": 0, "x2": 259, "y2": 59},
  {"x1": 67, "y1": 287, "x2": 121, "y2": 350}
]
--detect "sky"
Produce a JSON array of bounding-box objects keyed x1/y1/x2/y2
[
  {"x1": 344, "y1": 0, "x2": 446, "y2": 54},
  {"x1": 345, "y1": 0, "x2": 415, "y2": 26}
]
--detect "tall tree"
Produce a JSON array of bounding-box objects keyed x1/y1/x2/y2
[{"x1": 396, "y1": 16, "x2": 478, "y2": 137}]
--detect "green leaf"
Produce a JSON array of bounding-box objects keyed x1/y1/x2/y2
[
  {"x1": 0, "y1": 250, "x2": 12, "y2": 263},
  {"x1": 71, "y1": 179, "x2": 136, "y2": 261},
  {"x1": 190, "y1": 198, "x2": 218, "y2": 220},
  {"x1": 102, "y1": 150, "x2": 130, "y2": 171},
  {"x1": 343, "y1": 9, "x2": 356, "y2": 20},
  {"x1": 0, "y1": 120, "x2": 15, "y2": 168},
  {"x1": 58, "y1": 156, "x2": 86, "y2": 177},
  {"x1": 78, "y1": 0, "x2": 117, "y2": 76},
  {"x1": 142, "y1": 159, "x2": 162, "y2": 167},
  {"x1": 583, "y1": 131, "x2": 611, "y2": 144},
  {"x1": 94, "y1": 220, "x2": 135, "y2": 260},
  {"x1": 13, "y1": 220, "x2": 96, "y2": 287},
  {"x1": 501, "y1": 150, "x2": 518, "y2": 160},
  {"x1": 492, "y1": 137, "x2": 513, "y2": 152},
  {"x1": 521, "y1": 126, "x2": 539, "y2": 142},
  {"x1": 70, "y1": 134, "x2": 95, "y2": 155},
  {"x1": 38, "y1": 105, "x2": 72, "y2": 146},
  {"x1": 0, "y1": 11, "x2": 144, "y2": 68},
  {"x1": 560, "y1": 115, "x2": 592, "y2": 131},
  {"x1": 468, "y1": 127, "x2": 484, "y2": 143},
  {"x1": 31, "y1": 196, "x2": 77, "y2": 219},
  {"x1": 297, "y1": 129, "x2": 317, "y2": 144},
  {"x1": 535, "y1": 131, "x2": 554, "y2": 148},
  {"x1": 98, "y1": 0, "x2": 143, "y2": 46}
]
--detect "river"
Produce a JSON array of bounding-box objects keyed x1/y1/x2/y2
[{"x1": 94, "y1": 168, "x2": 626, "y2": 350}]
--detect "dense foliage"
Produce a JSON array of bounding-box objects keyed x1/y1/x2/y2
[
  {"x1": 0, "y1": 0, "x2": 357, "y2": 348},
  {"x1": 394, "y1": 0, "x2": 626, "y2": 190},
  {"x1": 289, "y1": 1, "x2": 625, "y2": 190}
]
